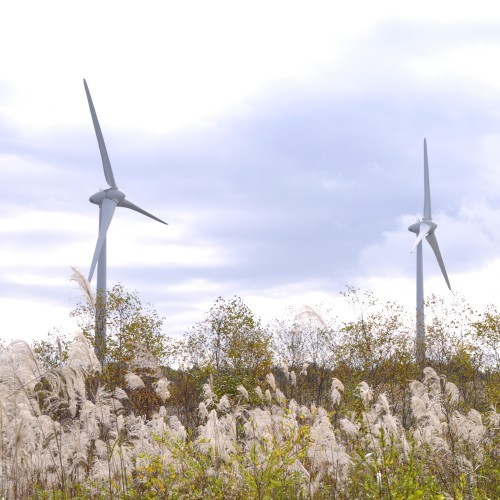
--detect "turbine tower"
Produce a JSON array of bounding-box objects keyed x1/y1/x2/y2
[
  {"x1": 84, "y1": 79, "x2": 167, "y2": 365},
  {"x1": 408, "y1": 138, "x2": 451, "y2": 363}
]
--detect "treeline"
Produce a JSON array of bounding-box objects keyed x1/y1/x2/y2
[
  {"x1": 33, "y1": 282, "x2": 499, "y2": 432},
  {"x1": 0, "y1": 280, "x2": 491, "y2": 497}
]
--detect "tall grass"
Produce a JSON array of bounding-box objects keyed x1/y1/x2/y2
[{"x1": 0, "y1": 335, "x2": 498, "y2": 498}]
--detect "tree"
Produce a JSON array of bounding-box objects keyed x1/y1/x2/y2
[
  {"x1": 471, "y1": 304, "x2": 500, "y2": 407},
  {"x1": 69, "y1": 278, "x2": 171, "y2": 417},
  {"x1": 472, "y1": 304, "x2": 500, "y2": 372},
  {"x1": 180, "y1": 296, "x2": 273, "y2": 395},
  {"x1": 32, "y1": 330, "x2": 70, "y2": 369},
  {"x1": 333, "y1": 287, "x2": 418, "y2": 425},
  {"x1": 71, "y1": 282, "x2": 167, "y2": 367},
  {"x1": 271, "y1": 305, "x2": 337, "y2": 406}
]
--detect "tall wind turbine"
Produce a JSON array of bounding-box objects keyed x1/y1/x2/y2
[
  {"x1": 408, "y1": 138, "x2": 451, "y2": 363},
  {"x1": 84, "y1": 79, "x2": 167, "y2": 364}
]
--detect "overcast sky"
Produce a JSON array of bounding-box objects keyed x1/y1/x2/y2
[{"x1": 2, "y1": 1, "x2": 500, "y2": 343}]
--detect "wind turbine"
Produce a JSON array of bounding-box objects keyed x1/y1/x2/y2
[
  {"x1": 408, "y1": 138, "x2": 451, "y2": 363},
  {"x1": 84, "y1": 79, "x2": 167, "y2": 365}
]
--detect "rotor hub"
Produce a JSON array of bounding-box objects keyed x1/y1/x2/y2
[
  {"x1": 408, "y1": 219, "x2": 437, "y2": 234},
  {"x1": 89, "y1": 187, "x2": 126, "y2": 205}
]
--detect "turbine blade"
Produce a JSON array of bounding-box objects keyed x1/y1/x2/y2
[
  {"x1": 88, "y1": 199, "x2": 117, "y2": 282},
  {"x1": 83, "y1": 79, "x2": 117, "y2": 189},
  {"x1": 119, "y1": 198, "x2": 168, "y2": 224},
  {"x1": 426, "y1": 232, "x2": 451, "y2": 290},
  {"x1": 423, "y1": 138, "x2": 432, "y2": 219},
  {"x1": 411, "y1": 222, "x2": 431, "y2": 252}
]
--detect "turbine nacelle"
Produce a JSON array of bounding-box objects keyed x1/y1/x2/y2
[
  {"x1": 408, "y1": 219, "x2": 437, "y2": 235},
  {"x1": 89, "y1": 188, "x2": 126, "y2": 206}
]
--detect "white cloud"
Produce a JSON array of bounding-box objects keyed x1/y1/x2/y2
[
  {"x1": 408, "y1": 44, "x2": 500, "y2": 89},
  {"x1": 3, "y1": 2, "x2": 500, "y2": 345}
]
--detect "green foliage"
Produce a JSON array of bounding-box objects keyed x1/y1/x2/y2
[
  {"x1": 473, "y1": 304, "x2": 500, "y2": 372},
  {"x1": 347, "y1": 438, "x2": 444, "y2": 499},
  {"x1": 180, "y1": 296, "x2": 273, "y2": 395},
  {"x1": 32, "y1": 330, "x2": 70, "y2": 369},
  {"x1": 236, "y1": 426, "x2": 310, "y2": 499},
  {"x1": 8, "y1": 286, "x2": 500, "y2": 498},
  {"x1": 71, "y1": 283, "x2": 167, "y2": 367}
]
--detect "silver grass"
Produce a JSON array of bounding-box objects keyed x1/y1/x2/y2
[
  {"x1": 290, "y1": 370, "x2": 297, "y2": 386},
  {"x1": 110, "y1": 396, "x2": 125, "y2": 414},
  {"x1": 265, "y1": 389, "x2": 272, "y2": 405},
  {"x1": 197, "y1": 409, "x2": 236, "y2": 461},
  {"x1": 128, "y1": 415, "x2": 153, "y2": 445},
  {"x1": 168, "y1": 415, "x2": 187, "y2": 440},
  {"x1": 455, "y1": 455, "x2": 474, "y2": 474},
  {"x1": 301, "y1": 362, "x2": 309, "y2": 375},
  {"x1": 450, "y1": 410, "x2": 485, "y2": 451},
  {"x1": 309, "y1": 407, "x2": 350, "y2": 479},
  {"x1": 409, "y1": 379, "x2": 426, "y2": 398},
  {"x1": 4, "y1": 340, "x2": 43, "y2": 391},
  {"x1": 155, "y1": 377, "x2": 171, "y2": 403},
  {"x1": 295, "y1": 305, "x2": 327, "y2": 328},
  {"x1": 275, "y1": 388, "x2": 286, "y2": 405},
  {"x1": 486, "y1": 406, "x2": 500, "y2": 428},
  {"x1": 217, "y1": 395, "x2": 231, "y2": 413},
  {"x1": 428, "y1": 398, "x2": 447, "y2": 423},
  {"x1": 237, "y1": 385, "x2": 249, "y2": 400},
  {"x1": 288, "y1": 399, "x2": 298, "y2": 416},
  {"x1": 146, "y1": 411, "x2": 170, "y2": 438},
  {"x1": 340, "y1": 417, "x2": 360, "y2": 438},
  {"x1": 445, "y1": 381, "x2": 460, "y2": 405},
  {"x1": 125, "y1": 373, "x2": 145, "y2": 390},
  {"x1": 330, "y1": 378, "x2": 344, "y2": 406},
  {"x1": 298, "y1": 405, "x2": 311, "y2": 421},
  {"x1": 331, "y1": 377, "x2": 344, "y2": 393},
  {"x1": 113, "y1": 387, "x2": 129, "y2": 401},
  {"x1": 243, "y1": 407, "x2": 293, "y2": 445},
  {"x1": 411, "y1": 394, "x2": 428, "y2": 420},
  {"x1": 0, "y1": 344, "x2": 495, "y2": 498},
  {"x1": 381, "y1": 413, "x2": 400, "y2": 438},
  {"x1": 128, "y1": 342, "x2": 161, "y2": 374},
  {"x1": 374, "y1": 393, "x2": 391, "y2": 416},
  {"x1": 422, "y1": 367, "x2": 441, "y2": 393},
  {"x1": 80, "y1": 400, "x2": 99, "y2": 440},
  {"x1": 66, "y1": 367, "x2": 87, "y2": 417},
  {"x1": 255, "y1": 386, "x2": 264, "y2": 400},
  {"x1": 67, "y1": 333, "x2": 101, "y2": 373},
  {"x1": 265, "y1": 372, "x2": 276, "y2": 391},
  {"x1": 202, "y1": 378, "x2": 216, "y2": 406},
  {"x1": 467, "y1": 408, "x2": 482, "y2": 426},
  {"x1": 93, "y1": 386, "x2": 115, "y2": 431},
  {"x1": 330, "y1": 388, "x2": 342, "y2": 406},
  {"x1": 70, "y1": 266, "x2": 95, "y2": 310},
  {"x1": 198, "y1": 401, "x2": 209, "y2": 420},
  {"x1": 358, "y1": 381, "x2": 373, "y2": 406}
]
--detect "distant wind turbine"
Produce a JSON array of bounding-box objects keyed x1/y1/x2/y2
[
  {"x1": 408, "y1": 138, "x2": 451, "y2": 363},
  {"x1": 84, "y1": 79, "x2": 167, "y2": 365}
]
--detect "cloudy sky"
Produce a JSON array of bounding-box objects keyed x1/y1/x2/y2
[{"x1": 2, "y1": 1, "x2": 500, "y2": 343}]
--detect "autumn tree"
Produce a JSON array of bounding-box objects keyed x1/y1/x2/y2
[
  {"x1": 271, "y1": 305, "x2": 338, "y2": 406},
  {"x1": 473, "y1": 305, "x2": 500, "y2": 370},
  {"x1": 327, "y1": 287, "x2": 420, "y2": 424},
  {"x1": 71, "y1": 282, "x2": 167, "y2": 367},
  {"x1": 32, "y1": 330, "x2": 70, "y2": 369},
  {"x1": 67, "y1": 274, "x2": 170, "y2": 417},
  {"x1": 180, "y1": 296, "x2": 273, "y2": 396}
]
